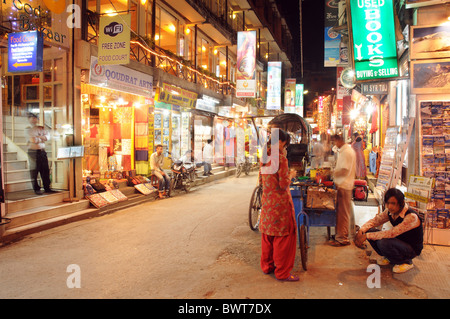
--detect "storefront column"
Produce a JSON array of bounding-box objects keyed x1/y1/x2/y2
[
  {"x1": 389, "y1": 82, "x2": 397, "y2": 127},
  {"x1": 73, "y1": 28, "x2": 83, "y2": 200}
]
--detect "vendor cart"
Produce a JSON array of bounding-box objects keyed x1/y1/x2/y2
[{"x1": 290, "y1": 181, "x2": 337, "y2": 271}]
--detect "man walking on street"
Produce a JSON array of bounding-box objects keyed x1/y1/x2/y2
[{"x1": 330, "y1": 134, "x2": 356, "y2": 246}]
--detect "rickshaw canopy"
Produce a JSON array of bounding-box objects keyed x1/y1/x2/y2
[{"x1": 267, "y1": 113, "x2": 311, "y2": 145}]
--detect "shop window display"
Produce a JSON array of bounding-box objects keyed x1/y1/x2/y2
[{"x1": 81, "y1": 85, "x2": 152, "y2": 188}]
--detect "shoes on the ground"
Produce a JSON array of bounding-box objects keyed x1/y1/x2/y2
[
  {"x1": 277, "y1": 274, "x2": 299, "y2": 282},
  {"x1": 34, "y1": 190, "x2": 43, "y2": 195},
  {"x1": 263, "y1": 267, "x2": 275, "y2": 275},
  {"x1": 329, "y1": 240, "x2": 350, "y2": 247},
  {"x1": 393, "y1": 263, "x2": 414, "y2": 273},
  {"x1": 203, "y1": 173, "x2": 208, "y2": 176},
  {"x1": 44, "y1": 189, "x2": 58, "y2": 194},
  {"x1": 208, "y1": 172, "x2": 213, "y2": 175},
  {"x1": 377, "y1": 257, "x2": 390, "y2": 266}
]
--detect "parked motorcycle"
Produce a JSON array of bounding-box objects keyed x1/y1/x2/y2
[{"x1": 169, "y1": 159, "x2": 194, "y2": 194}]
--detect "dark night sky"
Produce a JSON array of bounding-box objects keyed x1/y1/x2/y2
[
  {"x1": 301, "y1": 0, "x2": 326, "y2": 68},
  {"x1": 276, "y1": 0, "x2": 335, "y2": 95},
  {"x1": 276, "y1": 0, "x2": 328, "y2": 69}
]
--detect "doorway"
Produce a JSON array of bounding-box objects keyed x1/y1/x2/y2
[{"x1": 2, "y1": 49, "x2": 70, "y2": 200}]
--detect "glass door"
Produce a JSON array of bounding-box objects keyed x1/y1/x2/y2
[{"x1": 2, "y1": 48, "x2": 69, "y2": 199}]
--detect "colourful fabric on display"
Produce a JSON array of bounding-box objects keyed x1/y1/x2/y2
[
  {"x1": 135, "y1": 161, "x2": 149, "y2": 175},
  {"x1": 135, "y1": 136, "x2": 148, "y2": 149},
  {"x1": 135, "y1": 150, "x2": 148, "y2": 161},
  {"x1": 122, "y1": 155, "x2": 132, "y2": 171}
]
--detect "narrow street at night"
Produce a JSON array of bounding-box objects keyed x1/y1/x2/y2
[
  {"x1": 3, "y1": 0, "x2": 450, "y2": 306},
  {"x1": 0, "y1": 173, "x2": 448, "y2": 301}
]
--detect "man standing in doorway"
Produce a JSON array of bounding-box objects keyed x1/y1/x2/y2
[
  {"x1": 26, "y1": 113, "x2": 55, "y2": 195},
  {"x1": 330, "y1": 134, "x2": 356, "y2": 246},
  {"x1": 150, "y1": 145, "x2": 170, "y2": 199},
  {"x1": 202, "y1": 139, "x2": 213, "y2": 176}
]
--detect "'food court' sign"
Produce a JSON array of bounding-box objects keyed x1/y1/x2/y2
[{"x1": 349, "y1": 0, "x2": 399, "y2": 81}]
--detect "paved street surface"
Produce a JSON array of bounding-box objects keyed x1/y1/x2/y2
[{"x1": 0, "y1": 172, "x2": 449, "y2": 302}]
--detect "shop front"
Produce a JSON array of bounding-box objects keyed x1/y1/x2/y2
[
  {"x1": 1, "y1": 0, "x2": 73, "y2": 202},
  {"x1": 155, "y1": 82, "x2": 197, "y2": 166},
  {"x1": 192, "y1": 95, "x2": 220, "y2": 161},
  {"x1": 81, "y1": 57, "x2": 154, "y2": 182},
  {"x1": 214, "y1": 106, "x2": 237, "y2": 167},
  {"x1": 410, "y1": 21, "x2": 450, "y2": 244}
]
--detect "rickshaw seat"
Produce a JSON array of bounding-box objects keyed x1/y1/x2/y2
[{"x1": 287, "y1": 144, "x2": 308, "y2": 161}]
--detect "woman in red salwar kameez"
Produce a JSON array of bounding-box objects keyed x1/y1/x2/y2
[{"x1": 259, "y1": 129, "x2": 298, "y2": 281}]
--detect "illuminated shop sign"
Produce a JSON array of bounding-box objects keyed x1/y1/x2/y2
[
  {"x1": 318, "y1": 96, "x2": 324, "y2": 113},
  {"x1": 98, "y1": 14, "x2": 131, "y2": 66},
  {"x1": 349, "y1": 0, "x2": 399, "y2": 81},
  {"x1": 3, "y1": 0, "x2": 69, "y2": 46},
  {"x1": 8, "y1": 31, "x2": 43, "y2": 73},
  {"x1": 89, "y1": 56, "x2": 153, "y2": 97},
  {"x1": 160, "y1": 83, "x2": 198, "y2": 108}
]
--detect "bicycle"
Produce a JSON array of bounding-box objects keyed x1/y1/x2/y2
[{"x1": 236, "y1": 156, "x2": 252, "y2": 178}]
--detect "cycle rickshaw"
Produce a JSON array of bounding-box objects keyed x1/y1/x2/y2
[{"x1": 248, "y1": 113, "x2": 337, "y2": 271}]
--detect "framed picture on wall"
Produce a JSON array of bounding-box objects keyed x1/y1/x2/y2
[
  {"x1": 406, "y1": 0, "x2": 450, "y2": 8},
  {"x1": 411, "y1": 58, "x2": 450, "y2": 94},
  {"x1": 411, "y1": 24, "x2": 450, "y2": 60}
]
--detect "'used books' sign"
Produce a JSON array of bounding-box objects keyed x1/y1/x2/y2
[{"x1": 349, "y1": 0, "x2": 398, "y2": 81}]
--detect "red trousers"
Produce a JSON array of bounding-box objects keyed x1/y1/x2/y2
[{"x1": 260, "y1": 231, "x2": 297, "y2": 280}]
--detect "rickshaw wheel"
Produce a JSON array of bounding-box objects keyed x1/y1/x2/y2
[{"x1": 299, "y1": 224, "x2": 308, "y2": 271}]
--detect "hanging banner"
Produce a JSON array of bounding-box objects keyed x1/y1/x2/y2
[
  {"x1": 324, "y1": 0, "x2": 341, "y2": 67},
  {"x1": 318, "y1": 96, "x2": 324, "y2": 113},
  {"x1": 236, "y1": 31, "x2": 257, "y2": 98},
  {"x1": 295, "y1": 83, "x2": 304, "y2": 116},
  {"x1": 284, "y1": 78, "x2": 296, "y2": 113},
  {"x1": 98, "y1": 14, "x2": 131, "y2": 65},
  {"x1": 266, "y1": 62, "x2": 282, "y2": 110},
  {"x1": 336, "y1": 67, "x2": 351, "y2": 111},
  {"x1": 349, "y1": 0, "x2": 399, "y2": 81}
]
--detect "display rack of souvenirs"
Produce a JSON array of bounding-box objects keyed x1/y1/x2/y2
[
  {"x1": 87, "y1": 193, "x2": 109, "y2": 208},
  {"x1": 109, "y1": 189, "x2": 128, "y2": 202},
  {"x1": 376, "y1": 127, "x2": 399, "y2": 191},
  {"x1": 134, "y1": 183, "x2": 157, "y2": 195},
  {"x1": 99, "y1": 191, "x2": 120, "y2": 204},
  {"x1": 420, "y1": 101, "x2": 450, "y2": 242}
]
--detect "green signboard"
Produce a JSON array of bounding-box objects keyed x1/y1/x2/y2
[{"x1": 349, "y1": 0, "x2": 399, "y2": 81}]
